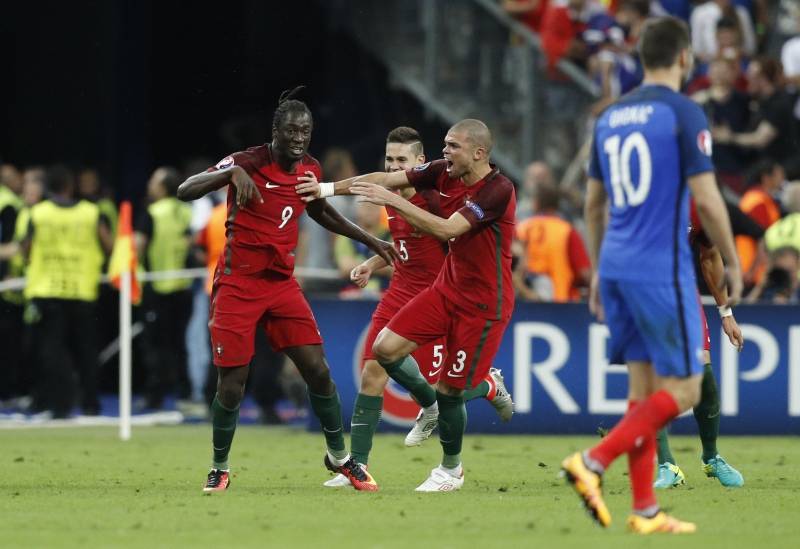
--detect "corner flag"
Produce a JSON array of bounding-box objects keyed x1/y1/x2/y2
[{"x1": 108, "y1": 201, "x2": 141, "y2": 304}]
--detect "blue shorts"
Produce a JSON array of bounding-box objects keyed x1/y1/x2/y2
[{"x1": 600, "y1": 277, "x2": 704, "y2": 378}]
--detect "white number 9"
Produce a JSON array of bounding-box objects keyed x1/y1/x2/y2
[{"x1": 278, "y1": 206, "x2": 293, "y2": 229}]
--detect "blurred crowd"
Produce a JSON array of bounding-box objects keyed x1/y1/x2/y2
[{"x1": 2, "y1": 0, "x2": 800, "y2": 418}]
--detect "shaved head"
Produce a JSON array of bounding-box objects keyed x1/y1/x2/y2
[{"x1": 450, "y1": 119, "x2": 493, "y2": 155}]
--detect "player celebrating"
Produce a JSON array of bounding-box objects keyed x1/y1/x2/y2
[
  {"x1": 298, "y1": 119, "x2": 516, "y2": 492},
  {"x1": 177, "y1": 87, "x2": 400, "y2": 493},
  {"x1": 561, "y1": 17, "x2": 742, "y2": 534},
  {"x1": 654, "y1": 201, "x2": 745, "y2": 488},
  {"x1": 323, "y1": 126, "x2": 514, "y2": 491}
]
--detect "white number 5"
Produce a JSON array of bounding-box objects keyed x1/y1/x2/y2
[
  {"x1": 278, "y1": 206, "x2": 293, "y2": 229},
  {"x1": 398, "y1": 239, "x2": 409, "y2": 261},
  {"x1": 603, "y1": 132, "x2": 652, "y2": 208}
]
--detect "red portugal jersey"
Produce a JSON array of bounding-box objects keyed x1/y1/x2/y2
[
  {"x1": 406, "y1": 160, "x2": 516, "y2": 320},
  {"x1": 208, "y1": 144, "x2": 321, "y2": 278},
  {"x1": 386, "y1": 190, "x2": 448, "y2": 292}
]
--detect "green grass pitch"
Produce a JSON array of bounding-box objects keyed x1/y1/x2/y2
[{"x1": 2, "y1": 426, "x2": 798, "y2": 548}]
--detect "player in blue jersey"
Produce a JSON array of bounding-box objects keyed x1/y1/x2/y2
[{"x1": 561, "y1": 17, "x2": 742, "y2": 534}]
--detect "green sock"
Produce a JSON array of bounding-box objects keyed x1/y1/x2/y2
[
  {"x1": 463, "y1": 380, "x2": 491, "y2": 402},
  {"x1": 693, "y1": 363, "x2": 720, "y2": 463},
  {"x1": 350, "y1": 393, "x2": 383, "y2": 465},
  {"x1": 437, "y1": 391, "x2": 466, "y2": 469},
  {"x1": 211, "y1": 394, "x2": 240, "y2": 470},
  {"x1": 380, "y1": 356, "x2": 436, "y2": 408},
  {"x1": 308, "y1": 388, "x2": 347, "y2": 461},
  {"x1": 656, "y1": 427, "x2": 676, "y2": 465}
]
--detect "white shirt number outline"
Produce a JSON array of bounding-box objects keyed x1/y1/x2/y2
[
  {"x1": 278, "y1": 206, "x2": 293, "y2": 229},
  {"x1": 397, "y1": 239, "x2": 409, "y2": 261},
  {"x1": 603, "y1": 131, "x2": 652, "y2": 208}
]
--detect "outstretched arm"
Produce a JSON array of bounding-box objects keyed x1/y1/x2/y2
[
  {"x1": 350, "y1": 182, "x2": 470, "y2": 241},
  {"x1": 177, "y1": 166, "x2": 262, "y2": 209},
  {"x1": 584, "y1": 177, "x2": 607, "y2": 320},
  {"x1": 296, "y1": 170, "x2": 411, "y2": 203},
  {"x1": 306, "y1": 199, "x2": 400, "y2": 265}
]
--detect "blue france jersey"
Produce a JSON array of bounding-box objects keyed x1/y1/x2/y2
[{"x1": 588, "y1": 84, "x2": 714, "y2": 283}]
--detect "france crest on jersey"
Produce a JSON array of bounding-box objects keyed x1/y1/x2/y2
[
  {"x1": 588, "y1": 84, "x2": 714, "y2": 284},
  {"x1": 588, "y1": 84, "x2": 714, "y2": 377}
]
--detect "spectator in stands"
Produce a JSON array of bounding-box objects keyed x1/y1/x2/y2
[
  {"x1": 517, "y1": 160, "x2": 556, "y2": 219},
  {"x1": 23, "y1": 165, "x2": 112, "y2": 418},
  {"x1": 334, "y1": 200, "x2": 391, "y2": 298},
  {"x1": 713, "y1": 57, "x2": 799, "y2": 168},
  {"x1": 692, "y1": 57, "x2": 751, "y2": 192},
  {"x1": 736, "y1": 159, "x2": 784, "y2": 286},
  {"x1": 686, "y1": 16, "x2": 750, "y2": 95},
  {"x1": 514, "y1": 183, "x2": 591, "y2": 302},
  {"x1": 691, "y1": 0, "x2": 756, "y2": 63},
  {"x1": 781, "y1": 33, "x2": 800, "y2": 88},
  {"x1": 540, "y1": 0, "x2": 602, "y2": 69},
  {"x1": 134, "y1": 167, "x2": 193, "y2": 410},
  {"x1": 502, "y1": 0, "x2": 550, "y2": 33}
]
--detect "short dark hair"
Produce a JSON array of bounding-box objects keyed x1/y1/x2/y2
[
  {"x1": 272, "y1": 86, "x2": 313, "y2": 131},
  {"x1": 386, "y1": 126, "x2": 424, "y2": 156},
  {"x1": 747, "y1": 158, "x2": 781, "y2": 187},
  {"x1": 639, "y1": 16, "x2": 690, "y2": 70},
  {"x1": 716, "y1": 15, "x2": 739, "y2": 32},
  {"x1": 47, "y1": 164, "x2": 75, "y2": 195}
]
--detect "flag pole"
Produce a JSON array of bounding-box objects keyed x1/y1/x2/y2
[{"x1": 119, "y1": 268, "x2": 132, "y2": 441}]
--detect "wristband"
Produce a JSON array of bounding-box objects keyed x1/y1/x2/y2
[
  {"x1": 718, "y1": 305, "x2": 733, "y2": 318},
  {"x1": 318, "y1": 182, "x2": 335, "y2": 199}
]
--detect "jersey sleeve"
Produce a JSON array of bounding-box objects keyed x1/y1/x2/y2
[
  {"x1": 587, "y1": 135, "x2": 603, "y2": 180},
  {"x1": 458, "y1": 179, "x2": 513, "y2": 228},
  {"x1": 676, "y1": 99, "x2": 715, "y2": 178},
  {"x1": 207, "y1": 150, "x2": 256, "y2": 174},
  {"x1": 404, "y1": 159, "x2": 447, "y2": 191}
]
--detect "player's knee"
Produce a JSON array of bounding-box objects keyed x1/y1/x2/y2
[
  {"x1": 360, "y1": 361, "x2": 388, "y2": 396},
  {"x1": 217, "y1": 380, "x2": 245, "y2": 409},
  {"x1": 372, "y1": 335, "x2": 401, "y2": 364},
  {"x1": 302, "y1": 360, "x2": 334, "y2": 395}
]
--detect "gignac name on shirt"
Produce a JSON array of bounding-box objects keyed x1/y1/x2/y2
[{"x1": 609, "y1": 105, "x2": 655, "y2": 128}]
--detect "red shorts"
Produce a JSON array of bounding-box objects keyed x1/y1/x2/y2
[
  {"x1": 362, "y1": 286, "x2": 445, "y2": 384},
  {"x1": 386, "y1": 286, "x2": 509, "y2": 389},
  {"x1": 209, "y1": 274, "x2": 322, "y2": 367}
]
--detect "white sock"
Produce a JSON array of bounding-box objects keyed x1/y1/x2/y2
[
  {"x1": 328, "y1": 451, "x2": 350, "y2": 467},
  {"x1": 440, "y1": 463, "x2": 462, "y2": 477},
  {"x1": 423, "y1": 401, "x2": 439, "y2": 415}
]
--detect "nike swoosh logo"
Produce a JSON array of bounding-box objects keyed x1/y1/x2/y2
[
  {"x1": 427, "y1": 369, "x2": 442, "y2": 377},
  {"x1": 350, "y1": 423, "x2": 369, "y2": 427},
  {"x1": 322, "y1": 427, "x2": 342, "y2": 433},
  {"x1": 707, "y1": 411, "x2": 720, "y2": 419},
  {"x1": 439, "y1": 192, "x2": 451, "y2": 197},
  {"x1": 387, "y1": 216, "x2": 395, "y2": 220},
  {"x1": 265, "y1": 183, "x2": 280, "y2": 189},
  {"x1": 213, "y1": 446, "x2": 229, "y2": 451},
  {"x1": 446, "y1": 372, "x2": 465, "y2": 378}
]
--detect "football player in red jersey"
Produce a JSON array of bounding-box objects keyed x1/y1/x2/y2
[
  {"x1": 298, "y1": 119, "x2": 516, "y2": 492},
  {"x1": 177, "y1": 87, "x2": 399, "y2": 493},
  {"x1": 323, "y1": 127, "x2": 514, "y2": 491},
  {"x1": 653, "y1": 200, "x2": 745, "y2": 488}
]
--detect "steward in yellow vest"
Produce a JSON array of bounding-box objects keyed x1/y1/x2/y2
[
  {"x1": 134, "y1": 167, "x2": 194, "y2": 409},
  {"x1": 21, "y1": 166, "x2": 113, "y2": 418},
  {"x1": 0, "y1": 165, "x2": 25, "y2": 401}
]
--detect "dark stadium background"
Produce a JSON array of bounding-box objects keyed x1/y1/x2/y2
[{"x1": 2, "y1": 0, "x2": 447, "y2": 207}]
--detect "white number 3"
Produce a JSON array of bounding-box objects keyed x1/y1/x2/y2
[{"x1": 278, "y1": 206, "x2": 293, "y2": 229}]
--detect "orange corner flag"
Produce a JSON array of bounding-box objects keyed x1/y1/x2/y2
[{"x1": 108, "y1": 201, "x2": 141, "y2": 304}]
